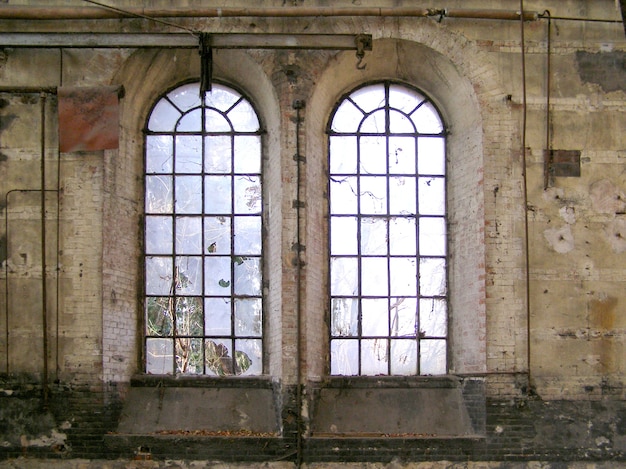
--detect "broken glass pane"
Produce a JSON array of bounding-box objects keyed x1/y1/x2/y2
[
  {"x1": 331, "y1": 298, "x2": 358, "y2": 336},
  {"x1": 145, "y1": 175, "x2": 173, "y2": 213},
  {"x1": 146, "y1": 297, "x2": 173, "y2": 336},
  {"x1": 418, "y1": 177, "x2": 445, "y2": 215},
  {"x1": 389, "y1": 109, "x2": 416, "y2": 133},
  {"x1": 331, "y1": 216, "x2": 357, "y2": 255},
  {"x1": 350, "y1": 84, "x2": 384, "y2": 113},
  {"x1": 359, "y1": 136, "x2": 386, "y2": 174},
  {"x1": 390, "y1": 297, "x2": 417, "y2": 337},
  {"x1": 234, "y1": 257, "x2": 261, "y2": 296},
  {"x1": 389, "y1": 217, "x2": 416, "y2": 255},
  {"x1": 360, "y1": 109, "x2": 386, "y2": 134},
  {"x1": 177, "y1": 108, "x2": 202, "y2": 132},
  {"x1": 361, "y1": 298, "x2": 389, "y2": 336},
  {"x1": 361, "y1": 257, "x2": 388, "y2": 296},
  {"x1": 175, "y1": 216, "x2": 202, "y2": 254},
  {"x1": 234, "y1": 216, "x2": 261, "y2": 254},
  {"x1": 361, "y1": 338, "x2": 388, "y2": 375},
  {"x1": 330, "y1": 177, "x2": 358, "y2": 214},
  {"x1": 204, "y1": 84, "x2": 239, "y2": 112},
  {"x1": 360, "y1": 176, "x2": 387, "y2": 214},
  {"x1": 390, "y1": 257, "x2": 417, "y2": 296},
  {"x1": 176, "y1": 337, "x2": 203, "y2": 374},
  {"x1": 419, "y1": 298, "x2": 447, "y2": 337},
  {"x1": 330, "y1": 339, "x2": 358, "y2": 375},
  {"x1": 389, "y1": 84, "x2": 425, "y2": 114},
  {"x1": 204, "y1": 135, "x2": 231, "y2": 173},
  {"x1": 330, "y1": 257, "x2": 358, "y2": 296},
  {"x1": 420, "y1": 339, "x2": 446, "y2": 375},
  {"x1": 205, "y1": 339, "x2": 235, "y2": 376},
  {"x1": 204, "y1": 216, "x2": 231, "y2": 255},
  {"x1": 146, "y1": 338, "x2": 173, "y2": 374},
  {"x1": 148, "y1": 99, "x2": 181, "y2": 131},
  {"x1": 419, "y1": 258, "x2": 447, "y2": 296},
  {"x1": 234, "y1": 136, "x2": 261, "y2": 173},
  {"x1": 175, "y1": 135, "x2": 202, "y2": 173},
  {"x1": 235, "y1": 339, "x2": 262, "y2": 375},
  {"x1": 234, "y1": 176, "x2": 261, "y2": 214},
  {"x1": 390, "y1": 339, "x2": 417, "y2": 375},
  {"x1": 329, "y1": 136, "x2": 357, "y2": 173},
  {"x1": 146, "y1": 135, "x2": 173, "y2": 174},
  {"x1": 360, "y1": 217, "x2": 387, "y2": 255},
  {"x1": 229, "y1": 100, "x2": 260, "y2": 132},
  {"x1": 145, "y1": 256, "x2": 173, "y2": 295},
  {"x1": 205, "y1": 109, "x2": 231, "y2": 132},
  {"x1": 412, "y1": 102, "x2": 443, "y2": 134},
  {"x1": 389, "y1": 177, "x2": 416, "y2": 215},
  {"x1": 175, "y1": 296, "x2": 203, "y2": 336},
  {"x1": 204, "y1": 298, "x2": 231, "y2": 335},
  {"x1": 419, "y1": 217, "x2": 446, "y2": 256},
  {"x1": 145, "y1": 216, "x2": 172, "y2": 255},
  {"x1": 175, "y1": 256, "x2": 202, "y2": 296},
  {"x1": 175, "y1": 176, "x2": 202, "y2": 214},
  {"x1": 204, "y1": 256, "x2": 231, "y2": 295},
  {"x1": 204, "y1": 176, "x2": 231, "y2": 214},
  {"x1": 417, "y1": 137, "x2": 445, "y2": 175},
  {"x1": 167, "y1": 82, "x2": 202, "y2": 112},
  {"x1": 331, "y1": 100, "x2": 363, "y2": 133},
  {"x1": 388, "y1": 136, "x2": 416, "y2": 174},
  {"x1": 234, "y1": 298, "x2": 262, "y2": 336}
]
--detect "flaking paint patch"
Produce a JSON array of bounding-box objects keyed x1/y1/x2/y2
[
  {"x1": 606, "y1": 217, "x2": 626, "y2": 252},
  {"x1": 590, "y1": 179, "x2": 626, "y2": 214},
  {"x1": 544, "y1": 225, "x2": 574, "y2": 253}
]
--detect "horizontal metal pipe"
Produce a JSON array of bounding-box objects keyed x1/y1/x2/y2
[{"x1": 0, "y1": 5, "x2": 541, "y2": 21}]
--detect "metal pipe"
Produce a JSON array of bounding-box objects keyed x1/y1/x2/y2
[
  {"x1": 40, "y1": 92, "x2": 50, "y2": 406},
  {"x1": 543, "y1": 11, "x2": 552, "y2": 190},
  {"x1": 0, "y1": 5, "x2": 541, "y2": 21}
]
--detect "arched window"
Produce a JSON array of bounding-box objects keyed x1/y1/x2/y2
[
  {"x1": 328, "y1": 81, "x2": 447, "y2": 376},
  {"x1": 143, "y1": 82, "x2": 264, "y2": 376}
]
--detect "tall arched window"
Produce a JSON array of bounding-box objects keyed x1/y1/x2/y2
[
  {"x1": 143, "y1": 82, "x2": 264, "y2": 376},
  {"x1": 328, "y1": 81, "x2": 447, "y2": 376}
]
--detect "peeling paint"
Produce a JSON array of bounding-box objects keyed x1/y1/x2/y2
[
  {"x1": 544, "y1": 225, "x2": 575, "y2": 253},
  {"x1": 590, "y1": 179, "x2": 626, "y2": 214},
  {"x1": 606, "y1": 218, "x2": 626, "y2": 252},
  {"x1": 576, "y1": 50, "x2": 626, "y2": 93},
  {"x1": 560, "y1": 206, "x2": 576, "y2": 224}
]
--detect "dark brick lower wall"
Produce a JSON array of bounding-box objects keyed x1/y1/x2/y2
[{"x1": 1, "y1": 376, "x2": 625, "y2": 463}]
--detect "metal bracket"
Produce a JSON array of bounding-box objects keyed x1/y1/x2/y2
[
  {"x1": 199, "y1": 33, "x2": 212, "y2": 96},
  {"x1": 355, "y1": 34, "x2": 372, "y2": 70}
]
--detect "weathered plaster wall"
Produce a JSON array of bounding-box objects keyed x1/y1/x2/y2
[{"x1": 0, "y1": 0, "x2": 625, "y2": 465}]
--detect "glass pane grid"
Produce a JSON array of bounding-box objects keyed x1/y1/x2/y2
[
  {"x1": 145, "y1": 82, "x2": 263, "y2": 377},
  {"x1": 329, "y1": 81, "x2": 447, "y2": 377}
]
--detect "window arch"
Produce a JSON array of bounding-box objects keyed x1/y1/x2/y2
[
  {"x1": 143, "y1": 81, "x2": 264, "y2": 376},
  {"x1": 328, "y1": 81, "x2": 447, "y2": 376}
]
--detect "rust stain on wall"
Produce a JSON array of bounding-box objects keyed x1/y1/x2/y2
[
  {"x1": 589, "y1": 295, "x2": 617, "y2": 330},
  {"x1": 589, "y1": 295, "x2": 618, "y2": 374}
]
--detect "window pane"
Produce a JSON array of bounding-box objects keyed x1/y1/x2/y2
[
  {"x1": 350, "y1": 84, "x2": 384, "y2": 113},
  {"x1": 360, "y1": 109, "x2": 386, "y2": 134},
  {"x1": 331, "y1": 298, "x2": 358, "y2": 337},
  {"x1": 167, "y1": 82, "x2": 202, "y2": 112},
  {"x1": 389, "y1": 84, "x2": 425, "y2": 114},
  {"x1": 176, "y1": 337, "x2": 203, "y2": 374},
  {"x1": 419, "y1": 298, "x2": 447, "y2": 337},
  {"x1": 204, "y1": 216, "x2": 231, "y2": 255},
  {"x1": 205, "y1": 176, "x2": 231, "y2": 214},
  {"x1": 359, "y1": 136, "x2": 386, "y2": 174},
  {"x1": 234, "y1": 257, "x2": 261, "y2": 296},
  {"x1": 330, "y1": 339, "x2": 359, "y2": 375},
  {"x1": 420, "y1": 339, "x2": 446, "y2": 375},
  {"x1": 146, "y1": 135, "x2": 173, "y2": 174},
  {"x1": 146, "y1": 338, "x2": 173, "y2": 374},
  {"x1": 175, "y1": 296, "x2": 203, "y2": 336},
  {"x1": 360, "y1": 176, "x2": 387, "y2": 215},
  {"x1": 330, "y1": 177, "x2": 358, "y2": 214},
  {"x1": 418, "y1": 176, "x2": 445, "y2": 215},
  {"x1": 329, "y1": 136, "x2": 357, "y2": 174},
  {"x1": 175, "y1": 176, "x2": 202, "y2": 214},
  {"x1": 204, "y1": 135, "x2": 231, "y2": 173},
  {"x1": 229, "y1": 100, "x2": 260, "y2": 132},
  {"x1": 175, "y1": 135, "x2": 202, "y2": 173},
  {"x1": 390, "y1": 339, "x2": 417, "y2": 375},
  {"x1": 205, "y1": 339, "x2": 234, "y2": 376},
  {"x1": 148, "y1": 99, "x2": 180, "y2": 131},
  {"x1": 145, "y1": 175, "x2": 173, "y2": 213},
  {"x1": 361, "y1": 298, "x2": 388, "y2": 336},
  {"x1": 361, "y1": 338, "x2": 388, "y2": 375},
  {"x1": 175, "y1": 256, "x2": 202, "y2": 295},
  {"x1": 234, "y1": 216, "x2": 261, "y2": 255},
  {"x1": 205, "y1": 85, "x2": 239, "y2": 111},
  {"x1": 390, "y1": 257, "x2": 417, "y2": 296},
  {"x1": 146, "y1": 297, "x2": 173, "y2": 336},
  {"x1": 234, "y1": 136, "x2": 261, "y2": 173},
  {"x1": 389, "y1": 217, "x2": 416, "y2": 255},
  {"x1": 145, "y1": 256, "x2": 172, "y2": 295},
  {"x1": 418, "y1": 137, "x2": 445, "y2": 175},
  {"x1": 234, "y1": 176, "x2": 261, "y2": 214},
  {"x1": 330, "y1": 257, "x2": 358, "y2": 296},
  {"x1": 205, "y1": 109, "x2": 231, "y2": 132},
  {"x1": 389, "y1": 110, "x2": 416, "y2": 133},
  {"x1": 361, "y1": 257, "x2": 388, "y2": 296},
  {"x1": 360, "y1": 217, "x2": 387, "y2": 255},
  {"x1": 389, "y1": 177, "x2": 416, "y2": 215},
  {"x1": 205, "y1": 256, "x2": 231, "y2": 295},
  {"x1": 331, "y1": 217, "x2": 357, "y2": 255},
  {"x1": 175, "y1": 216, "x2": 202, "y2": 254},
  {"x1": 419, "y1": 217, "x2": 446, "y2": 256},
  {"x1": 145, "y1": 216, "x2": 172, "y2": 255},
  {"x1": 177, "y1": 108, "x2": 202, "y2": 132},
  {"x1": 390, "y1": 297, "x2": 417, "y2": 337},
  {"x1": 331, "y1": 100, "x2": 363, "y2": 133},
  {"x1": 412, "y1": 102, "x2": 443, "y2": 134},
  {"x1": 235, "y1": 339, "x2": 262, "y2": 375},
  {"x1": 205, "y1": 298, "x2": 231, "y2": 335},
  {"x1": 234, "y1": 298, "x2": 262, "y2": 336},
  {"x1": 419, "y1": 258, "x2": 447, "y2": 296},
  {"x1": 388, "y1": 136, "x2": 416, "y2": 174}
]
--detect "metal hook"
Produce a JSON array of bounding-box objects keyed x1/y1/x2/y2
[{"x1": 354, "y1": 34, "x2": 372, "y2": 71}]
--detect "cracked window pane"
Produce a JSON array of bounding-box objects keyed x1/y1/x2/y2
[
  {"x1": 146, "y1": 338, "x2": 173, "y2": 374},
  {"x1": 146, "y1": 135, "x2": 173, "y2": 174},
  {"x1": 145, "y1": 216, "x2": 172, "y2": 255},
  {"x1": 204, "y1": 135, "x2": 231, "y2": 173}
]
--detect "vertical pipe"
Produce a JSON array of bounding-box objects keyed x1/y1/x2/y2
[
  {"x1": 40, "y1": 93, "x2": 49, "y2": 405},
  {"x1": 543, "y1": 11, "x2": 552, "y2": 190},
  {"x1": 519, "y1": 0, "x2": 533, "y2": 391}
]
